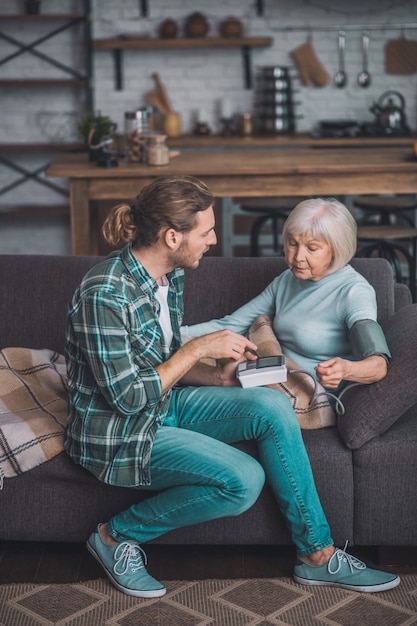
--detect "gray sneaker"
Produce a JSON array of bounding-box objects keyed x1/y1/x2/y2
[
  {"x1": 87, "y1": 525, "x2": 166, "y2": 598},
  {"x1": 294, "y1": 544, "x2": 400, "y2": 593}
]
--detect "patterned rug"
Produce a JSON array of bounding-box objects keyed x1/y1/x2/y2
[{"x1": 1, "y1": 575, "x2": 417, "y2": 625}]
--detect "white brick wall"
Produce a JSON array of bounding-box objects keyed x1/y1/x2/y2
[{"x1": 0, "y1": 0, "x2": 416, "y2": 253}]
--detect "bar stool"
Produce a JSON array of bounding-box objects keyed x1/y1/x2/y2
[
  {"x1": 356, "y1": 225, "x2": 417, "y2": 301},
  {"x1": 353, "y1": 194, "x2": 417, "y2": 227},
  {"x1": 239, "y1": 196, "x2": 304, "y2": 256}
]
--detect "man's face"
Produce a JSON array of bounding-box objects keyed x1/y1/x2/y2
[{"x1": 172, "y1": 206, "x2": 217, "y2": 269}]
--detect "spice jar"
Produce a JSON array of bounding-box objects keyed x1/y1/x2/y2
[
  {"x1": 238, "y1": 113, "x2": 253, "y2": 136},
  {"x1": 147, "y1": 135, "x2": 170, "y2": 166},
  {"x1": 124, "y1": 109, "x2": 151, "y2": 162}
]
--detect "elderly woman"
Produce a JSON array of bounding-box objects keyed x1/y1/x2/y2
[
  {"x1": 180, "y1": 196, "x2": 396, "y2": 591},
  {"x1": 182, "y1": 197, "x2": 390, "y2": 393}
]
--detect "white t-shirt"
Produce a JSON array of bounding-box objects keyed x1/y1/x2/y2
[{"x1": 155, "y1": 275, "x2": 173, "y2": 349}]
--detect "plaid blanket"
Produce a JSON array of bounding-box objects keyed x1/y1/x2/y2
[{"x1": 0, "y1": 348, "x2": 68, "y2": 487}]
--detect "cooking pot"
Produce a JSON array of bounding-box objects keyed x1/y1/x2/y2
[
  {"x1": 258, "y1": 78, "x2": 291, "y2": 92},
  {"x1": 370, "y1": 90, "x2": 409, "y2": 132},
  {"x1": 257, "y1": 91, "x2": 294, "y2": 105},
  {"x1": 258, "y1": 104, "x2": 297, "y2": 117},
  {"x1": 257, "y1": 114, "x2": 300, "y2": 134},
  {"x1": 259, "y1": 66, "x2": 292, "y2": 79}
]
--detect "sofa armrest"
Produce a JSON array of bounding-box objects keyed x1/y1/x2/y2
[
  {"x1": 338, "y1": 304, "x2": 417, "y2": 449},
  {"x1": 394, "y1": 282, "x2": 413, "y2": 312}
]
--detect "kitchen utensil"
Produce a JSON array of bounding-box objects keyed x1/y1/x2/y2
[
  {"x1": 145, "y1": 90, "x2": 168, "y2": 114},
  {"x1": 163, "y1": 111, "x2": 182, "y2": 137},
  {"x1": 385, "y1": 37, "x2": 417, "y2": 74},
  {"x1": 334, "y1": 31, "x2": 347, "y2": 88},
  {"x1": 315, "y1": 119, "x2": 360, "y2": 138},
  {"x1": 152, "y1": 72, "x2": 173, "y2": 113},
  {"x1": 358, "y1": 30, "x2": 371, "y2": 87},
  {"x1": 319, "y1": 120, "x2": 358, "y2": 130},
  {"x1": 370, "y1": 90, "x2": 409, "y2": 133},
  {"x1": 290, "y1": 40, "x2": 329, "y2": 87}
]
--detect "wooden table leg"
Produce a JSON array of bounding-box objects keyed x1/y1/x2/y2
[{"x1": 69, "y1": 179, "x2": 91, "y2": 256}]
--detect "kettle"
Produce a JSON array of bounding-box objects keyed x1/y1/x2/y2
[{"x1": 370, "y1": 90, "x2": 409, "y2": 133}]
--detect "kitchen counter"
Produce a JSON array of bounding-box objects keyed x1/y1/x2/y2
[
  {"x1": 45, "y1": 145, "x2": 417, "y2": 255},
  {"x1": 166, "y1": 133, "x2": 417, "y2": 149}
]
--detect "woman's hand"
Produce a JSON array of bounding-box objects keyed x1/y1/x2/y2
[
  {"x1": 315, "y1": 358, "x2": 347, "y2": 388},
  {"x1": 315, "y1": 355, "x2": 388, "y2": 389}
]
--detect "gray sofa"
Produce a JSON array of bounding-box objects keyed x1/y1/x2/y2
[{"x1": 1, "y1": 254, "x2": 417, "y2": 549}]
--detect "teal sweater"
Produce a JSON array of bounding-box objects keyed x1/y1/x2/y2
[{"x1": 182, "y1": 265, "x2": 389, "y2": 379}]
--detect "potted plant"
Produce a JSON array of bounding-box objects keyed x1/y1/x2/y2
[{"x1": 77, "y1": 111, "x2": 116, "y2": 161}]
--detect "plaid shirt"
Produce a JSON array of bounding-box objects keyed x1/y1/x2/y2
[{"x1": 64, "y1": 244, "x2": 184, "y2": 487}]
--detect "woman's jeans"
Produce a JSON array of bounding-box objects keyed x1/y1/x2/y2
[{"x1": 109, "y1": 386, "x2": 333, "y2": 557}]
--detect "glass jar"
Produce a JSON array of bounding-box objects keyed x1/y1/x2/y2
[
  {"x1": 124, "y1": 109, "x2": 151, "y2": 162},
  {"x1": 147, "y1": 135, "x2": 170, "y2": 166}
]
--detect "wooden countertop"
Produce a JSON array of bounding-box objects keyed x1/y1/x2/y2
[
  {"x1": 45, "y1": 144, "x2": 417, "y2": 256},
  {"x1": 46, "y1": 146, "x2": 417, "y2": 180}
]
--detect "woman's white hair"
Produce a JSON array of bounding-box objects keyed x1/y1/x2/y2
[{"x1": 282, "y1": 197, "x2": 357, "y2": 273}]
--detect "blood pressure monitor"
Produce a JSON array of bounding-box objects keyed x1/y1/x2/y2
[{"x1": 237, "y1": 355, "x2": 287, "y2": 388}]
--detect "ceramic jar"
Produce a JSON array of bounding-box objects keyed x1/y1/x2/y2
[
  {"x1": 219, "y1": 17, "x2": 244, "y2": 38},
  {"x1": 159, "y1": 18, "x2": 179, "y2": 39},
  {"x1": 124, "y1": 109, "x2": 151, "y2": 162},
  {"x1": 184, "y1": 12, "x2": 210, "y2": 38}
]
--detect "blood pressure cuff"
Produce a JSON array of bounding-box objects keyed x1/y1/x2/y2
[{"x1": 348, "y1": 319, "x2": 391, "y2": 362}]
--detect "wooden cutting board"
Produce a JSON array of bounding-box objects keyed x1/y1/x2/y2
[{"x1": 385, "y1": 38, "x2": 417, "y2": 74}]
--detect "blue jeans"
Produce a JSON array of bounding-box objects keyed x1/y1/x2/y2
[{"x1": 108, "y1": 386, "x2": 333, "y2": 557}]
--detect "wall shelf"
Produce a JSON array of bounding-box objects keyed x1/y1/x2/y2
[
  {"x1": 0, "y1": 14, "x2": 87, "y2": 20},
  {"x1": 93, "y1": 36, "x2": 273, "y2": 89},
  {"x1": 0, "y1": 4, "x2": 92, "y2": 216},
  {"x1": 0, "y1": 79, "x2": 87, "y2": 86}
]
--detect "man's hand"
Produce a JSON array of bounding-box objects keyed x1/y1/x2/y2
[
  {"x1": 157, "y1": 330, "x2": 257, "y2": 392},
  {"x1": 192, "y1": 329, "x2": 257, "y2": 362}
]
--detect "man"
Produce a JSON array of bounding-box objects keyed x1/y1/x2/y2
[{"x1": 65, "y1": 175, "x2": 399, "y2": 597}]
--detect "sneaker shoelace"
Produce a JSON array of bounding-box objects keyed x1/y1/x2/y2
[
  {"x1": 113, "y1": 542, "x2": 148, "y2": 576},
  {"x1": 328, "y1": 540, "x2": 366, "y2": 575}
]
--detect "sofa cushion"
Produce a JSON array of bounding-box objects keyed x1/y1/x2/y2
[{"x1": 337, "y1": 304, "x2": 417, "y2": 449}]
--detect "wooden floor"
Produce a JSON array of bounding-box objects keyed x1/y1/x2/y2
[{"x1": 1, "y1": 541, "x2": 416, "y2": 585}]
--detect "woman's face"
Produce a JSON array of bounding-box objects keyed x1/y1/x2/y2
[{"x1": 285, "y1": 233, "x2": 333, "y2": 281}]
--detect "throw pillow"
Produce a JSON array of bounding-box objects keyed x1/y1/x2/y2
[
  {"x1": 248, "y1": 315, "x2": 336, "y2": 429},
  {"x1": 337, "y1": 304, "x2": 417, "y2": 449}
]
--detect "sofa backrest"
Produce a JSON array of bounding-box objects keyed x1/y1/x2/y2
[
  {"x1": 0, "y1": 254, "x2": 406, "y2": 354},
  {"x1": 182, "y1": 256, "x2": 400, "y2": 325}
]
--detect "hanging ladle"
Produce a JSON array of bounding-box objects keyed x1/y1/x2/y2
[
  {"x1": 334, "y1": 30, "x2": 347, "y2": 88},
  {"x1": 358, "y1": 30, "x2": 371, "y2": 88}
]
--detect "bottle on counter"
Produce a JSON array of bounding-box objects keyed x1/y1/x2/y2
[{"x1": 124, "y1": 109, "x2": 151, "y2": 162}]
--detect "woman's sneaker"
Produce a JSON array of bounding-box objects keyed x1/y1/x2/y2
[
  {"x1": 294, "y1": 543, "x2": 400, "y2": 593},
  {"x1": 87, "y1": 525, "x2": 166, "y2": 598}
]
